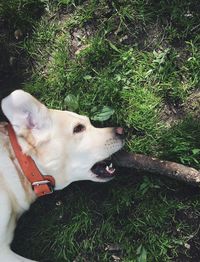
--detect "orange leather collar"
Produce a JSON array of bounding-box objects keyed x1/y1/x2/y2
[{"x1": 7, "y1": 123, "x2": 55, "y2": 197}]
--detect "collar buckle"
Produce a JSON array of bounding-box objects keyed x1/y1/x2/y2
[
  {"x1": 32, "y1": 180, "x2": 54, "y2": 196},
  {"x1": 32, "y1": 180, "x2": 52, "y2": 187}
]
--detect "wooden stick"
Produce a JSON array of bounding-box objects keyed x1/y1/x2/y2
[{"x1": 113, "y1": 150, "x2": 200, "y2": 187}]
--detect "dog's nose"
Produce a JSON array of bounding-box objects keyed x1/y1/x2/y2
[{"x1": 115, "y1": 127, "x2": 124, "y2": 138}]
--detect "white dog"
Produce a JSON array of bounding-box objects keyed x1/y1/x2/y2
[{"x1": 0, "y1": 90, "x2": 124, "y2": 261}]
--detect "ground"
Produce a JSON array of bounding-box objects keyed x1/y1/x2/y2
[{"x1": 1, "y1": 0, "x2": 200, "y2": 261}]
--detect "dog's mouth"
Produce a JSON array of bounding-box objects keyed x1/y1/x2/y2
[{"x1": 91, "y1": 159, "x2": 116, "y2": 180}]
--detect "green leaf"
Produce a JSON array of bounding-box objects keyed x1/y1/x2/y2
[
  {"x1": 192, "y1": 149, "x2": 200, "y2": 155},
  {"x1": 83, "y1": 75, "x2": 92, "y2": 80},
  {"x1": 108, "y1": 41, "x2": 121, "y2": 53},
  {"x1": 64, "y1": 94, "x2": 79, "y2": 111},
  {"x1": 136, "y1": 245, "x2": 147, "y2": 262},
  {"x1": 91, "y1": 106, "x2": 115, "y2": 121}
]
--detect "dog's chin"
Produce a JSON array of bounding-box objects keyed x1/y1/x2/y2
[{"x1": 90, "y1": 157, "x2": 117, "y2": 182}]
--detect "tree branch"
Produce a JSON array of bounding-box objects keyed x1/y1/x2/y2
[{"x1": 113, "y1": 150, "x2": 200, "y2": 187}]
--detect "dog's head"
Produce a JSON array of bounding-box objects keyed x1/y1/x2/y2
[{"x1": 1, "y1": 90, "x2": 124, "y2": 189}]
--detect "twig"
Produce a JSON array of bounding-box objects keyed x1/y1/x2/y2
[{"x1": 113, "y1": 150, "x2": 200, "y2": 187}]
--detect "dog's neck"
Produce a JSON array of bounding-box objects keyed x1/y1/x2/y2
[
  {"x1": 0, "y1": 122, "x2": 36, "y2": 212},
  {"x1": 6, "y1": 124, "x2": 55, "y2": 197}
]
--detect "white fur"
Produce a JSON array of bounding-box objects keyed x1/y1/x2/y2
[{"x1": 0, "y1": 90, "x2": 123, "y2": 261}]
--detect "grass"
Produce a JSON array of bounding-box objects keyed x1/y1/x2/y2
[{"x1": 1, "y1": 0, "x2": 200, "y2": 261}]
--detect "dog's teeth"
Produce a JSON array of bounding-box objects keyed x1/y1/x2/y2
[
  {"x1": 109, "y1": 163, "x2": 113, "y2": 168},
  {"x1": 109, "y1": 168, "x2": 115, "y2": 174},
  {"x1": 106, "y1": 166, "x2": 115, "y2": 174}
]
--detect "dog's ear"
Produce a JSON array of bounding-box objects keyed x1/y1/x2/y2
[{"x1": 1, "y1": 90, "x2": 51, "y2": 133}]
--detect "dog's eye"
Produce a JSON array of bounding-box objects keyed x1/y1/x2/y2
[{"x1": 73, "y1": 124, "x2": 85, "y2": 134}]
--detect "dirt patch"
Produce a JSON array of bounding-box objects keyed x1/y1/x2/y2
[
  {"x1": 160, "y1": 89, "x2": 200, "y2": 128},
  {"x1": 160, "y1": 102, "x2": 184, "y2": 127},
  {"x1": 69, "y1": 24, "x2": 96, "y2": 57},
  {"x1": 0, "y1": 14, "x2": 33, "y2": 120},
  {"x1": 183, "y1": 90, "x2": 200, "y2": 118},
  {"x1": 139, "y1": 22, "x2": 169, "y2": 50},
  {"x1": 174, "y1": 208, "x2": 200, "y2": 261}
]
